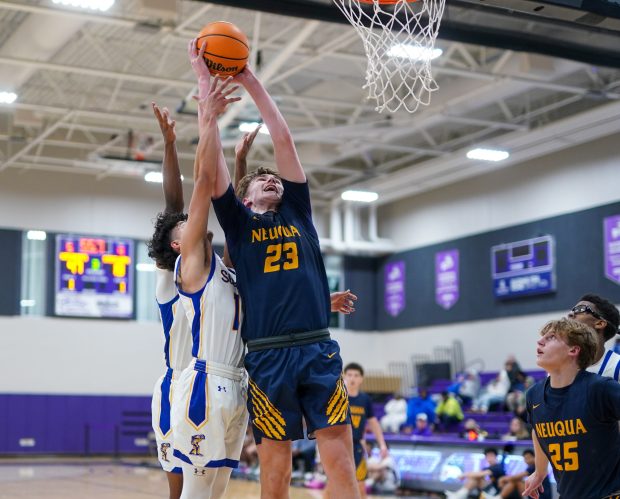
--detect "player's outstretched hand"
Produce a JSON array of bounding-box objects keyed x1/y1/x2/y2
[
  {"x1": 522, "y1": 471, "x2": 546, "y2": 499},
  {"x1": 232, "y1": 64, "x2": 256, "y2": 87},
  {"x1": 152, "y1": 102, "x2": 176, "y2": 144},
  {"x1": 235, "y1": 124, "x2": 262, "y2": 161},
  {"x1": 188, "y1": 38, "x2": 210, "y2": 83},
  {"x1": 330, "y1": 289, "x2": 357, "y2": 314},
  {"x1": 195, "y1": 76, "x2": 241, "y2": 120}
]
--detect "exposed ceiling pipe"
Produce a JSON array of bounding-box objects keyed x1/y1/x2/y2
[
  {"x1": 217, "y1": 20, "x2": 320, "y2": 130},
  {"x1": 0, "y1": 7, "x2": 86, "y2": 93},
  {"x1": 0, "y1": 1, "x2": 136, "y2": 26}
]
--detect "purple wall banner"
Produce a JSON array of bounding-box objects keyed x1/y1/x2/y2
[
  {"x1": 385, "y1": 261, "x2": 406, "y2": 317},
  {"x1": 55, "y1": 234, "x2": 134, "y2": 318},
  {"x1": 435, "y1": 249, "x2": 459, "y2": 310},
  {"x1": 604, "y1": 214, "x2": 620, "y2": 285}
]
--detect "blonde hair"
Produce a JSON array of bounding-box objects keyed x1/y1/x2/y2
[
  {"x1": 539, "y1": 318, "x2": 598, "y2": 369},
  {"x1": 235, "y1": 166, "x2": 280, "y2": 200}
]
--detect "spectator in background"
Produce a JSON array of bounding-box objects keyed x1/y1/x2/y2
[
  {"x1": 504, "y1": 355, "x2": 525, "y2": 392},
  {"x1": 445, "y1": 447, "x2": 505, "y2": 499},
  {"x1": 366, "y1": 442, "x2": 400, "y2": 495},
  {"x1": 411, "y1": 413, "x2": 433, "y2": 437},
  {"x1": 461, "y1": 418, "x2": 487, "y2": 442},
  {"x1": 482, "y1": 449, "x2": 551, "y2": 499},
  {"x1": 435, "y1": 391, "x2": 464, "y2": 431},
  {"x1": 505, "y1": 373, "x2": 535, "y2": 416},
  {"x1": 405, "y1": 388, "x2": 436, "y2": 430},
  {"x1": 380, "y1": 393, "x2": 408, "y2": 433},
  {"x1": 458, "y1": 369, "x2": 481, "y2": 407},
  {"x1": 501, "y1": 417, "x2": 530, "y2": 441},
  {"x1": 471, "y1": 369, "x2": 510, "y2": 413}
]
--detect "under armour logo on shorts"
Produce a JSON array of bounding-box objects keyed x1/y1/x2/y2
[{"x1": 218, "y1": 385, "x2": 227, "y2": 392}]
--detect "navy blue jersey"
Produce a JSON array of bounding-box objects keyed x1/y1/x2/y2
[
  {"x1": 485, "y1": 462, "x2": 505, "y2": 485},
  {"x1": 212, "y1": 181, "x2": 331, "y2": 342},
  {"x1": 526, "y1": 371, "x2": 620, "y2": 499},
  {"x1": 349, "y1": 391, "x2": 374, "y2": 442}
]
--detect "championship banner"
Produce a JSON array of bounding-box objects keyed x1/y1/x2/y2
[
  {"x1": 604, "y1": 214, "x2": 620, "y2": 285},
  {"x1": 385, "y1": 260, "x2": 406, "y2": 317},
  {"x1": 435, "y1": 249, "x2": 459, "y2": 310}
]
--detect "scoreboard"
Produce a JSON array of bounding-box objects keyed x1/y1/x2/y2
[
  {"x1": 491, "y1": 235, "x2": 556, "y2": 299},
  {"x1": 55, "y1": 234, "x2": 134, "y2": 318}
]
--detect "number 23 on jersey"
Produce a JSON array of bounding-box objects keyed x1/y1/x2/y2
[{"x1": 264, "y1": 242, "x2": 299, "y2": 273}]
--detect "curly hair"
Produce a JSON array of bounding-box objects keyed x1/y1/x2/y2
[
  {"x1": 579, "y1": 293, "x2": 620, "y2": 341},
  {"x1": 147, "y1": 211, "x2": 187, "y2": 271},
  {"x1": 235, "y1": 166, "x2": 281, "y2": 200}
]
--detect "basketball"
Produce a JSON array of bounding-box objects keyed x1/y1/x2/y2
[{"x1": 196, "y1": 21, "x2": 249, "y2": 77}]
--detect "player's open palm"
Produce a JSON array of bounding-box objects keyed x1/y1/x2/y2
[
  {"x1": 151, "y1": 102, "x2": 176, "y2": 143},
  {"x1": 523, "y1": 471, "x2": 545, "y2": 499},
  {"x1": 196, "y1": 76, "x2": 241, "y2": 120},
  {"x1": 235, "y1": 124, "x2": 261, "y2": 161}
]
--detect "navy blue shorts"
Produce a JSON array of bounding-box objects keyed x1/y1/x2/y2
[
  {"x1": 353, "y1": 440, "x2": 367, "y2": 481},
  {"x1": 245, "y1": 339, "x2": 350, "y2": 442}
]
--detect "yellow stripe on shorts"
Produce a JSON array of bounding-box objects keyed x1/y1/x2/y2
[
  {"x1": 248, "y1": 378, "x2": 286, "y2": 440},
  {"x1": 326, "y1": 376, "x2": 349, "y2": 425}
]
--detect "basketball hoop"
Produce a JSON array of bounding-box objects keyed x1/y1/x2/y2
[{"x1": 333, "y1": 0, "x2": 446, "y2": 113}]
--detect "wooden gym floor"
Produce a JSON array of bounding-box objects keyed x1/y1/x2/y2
[{"x1": 0, "y1": 458, "x2": 413, "y2": 499}]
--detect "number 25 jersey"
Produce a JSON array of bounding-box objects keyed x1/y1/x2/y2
[
  {"x1": 212, "y1": 180, "x2": 331, "y2": 342},
  {"x1": 526, "y1": 370, "x2": 620, "y2": 499}
]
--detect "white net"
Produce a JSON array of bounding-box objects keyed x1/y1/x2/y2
[{"x1": 333, "y1": 0, "x2": 446, "y2": 113}]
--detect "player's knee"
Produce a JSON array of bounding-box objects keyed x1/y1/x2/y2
[{"x1": 261, "y1": 465, "x2": 291, "y2": 490}]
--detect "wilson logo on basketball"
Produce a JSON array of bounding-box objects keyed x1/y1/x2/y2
[{"x1": 205, "y1": 59, "x2": 239, "y2": 74}]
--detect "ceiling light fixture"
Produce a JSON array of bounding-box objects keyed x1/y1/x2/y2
[
  {"x1": 238, "y1": 122, "x2": 269, "y2": 135},
  {"x1": 52, "y1": 0, "x2": 115, "y2": 12},
  {"x1": 27, "y1": 230, "x2": 47, "y2": 241},
  {"x1": 341, "y1": 190, "x2": 379, "y2": 203},
  {"x1": 466, "y1": 148, "x2": 510, "y2": 162},
  {"x1": 0, "y1": 92, "x2": 17, "y2": 104},
  {"x1": 387, "y1": 44, "x2": 443, "y2": 61},
  {"x1": 144, "y1": 172, "x2": 184, "y2": 184}
]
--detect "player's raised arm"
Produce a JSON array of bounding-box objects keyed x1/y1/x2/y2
[
  {"x1": 188, "y1": 38, "x2": 232, "y2": 197},
  {"x1": 152, "y1": 102, "x2": 183, "y2": 213},
  {"x1": 221, "y1": 123, "x2": 261, "y2": 268},
  {"x1": 234, "y1": 66, "x2": 306, "y2": 183},
  {"x1": 180, "y1": 77, "x2": 240, "y2": 293},
  {"x1": 234, "y1": 124, "x2": 261, "y2": 189}
]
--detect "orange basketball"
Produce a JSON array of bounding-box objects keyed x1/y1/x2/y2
[{"x1": 196, "y1": 21, "x2": 249, "y2": 77}]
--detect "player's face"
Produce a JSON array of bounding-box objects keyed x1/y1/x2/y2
[
  {"x1": 170, "y1": 221, "x2": 187, "y2": 253},
  {"x1": 485, "y1": 452, "x2": 497, "y2": 465},
  {"x1": 523, "y1": 453, "x2": 535, "y2": 467},
  {"x1": 344, "y1": 369, "x2": 363, "y2": 390},
  {"x1": 244, "y1": 174, "x2": 283, "y2": 208},
  {"x1": 568, "y1": 300, "x2": 606, "y2": 334},
  {"x1": 536, "y1": 330, "x2": 575, "y2": 370}
]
